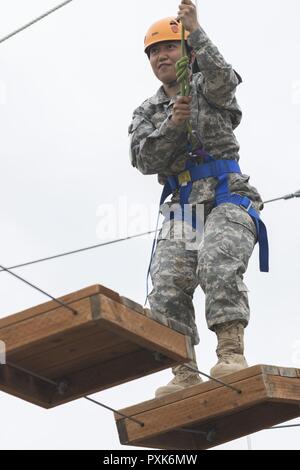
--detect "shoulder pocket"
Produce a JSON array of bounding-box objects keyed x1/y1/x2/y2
[
  {"x1": 224, "y1": 204, "x2": 257, "y2": 239},
  {"x1": 128, "y1": 116, "x2": 143, "y2": 167},
  {"x1": 128, "y1": 116, "x2": 144, "y2": 135}
]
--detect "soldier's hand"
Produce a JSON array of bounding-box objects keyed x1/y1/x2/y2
[
  {"x1": 177, "y1": 0, "x2": 200, "y2": 33},
  {"x1": 170, "y1": 96, "x2": 192, "y2": 127}
]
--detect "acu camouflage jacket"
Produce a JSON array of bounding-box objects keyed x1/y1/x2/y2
[{"x1": 129, "y1": 26, "x2": 263, "y2": 209}]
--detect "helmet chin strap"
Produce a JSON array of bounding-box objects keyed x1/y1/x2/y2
[{"x1": 166, "y1": 79, "x2": 179, "y2": 87}]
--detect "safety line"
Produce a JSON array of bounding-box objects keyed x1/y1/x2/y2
[
  {"x1": 0, "y1": 231, "x2": 157, "y2": 274},
  {"x1": 270, "y1": 424, "x2": 300, "y2": 430},
  {"x1": 0, "y1": 189, "x2": 299, "y2": 276},
  {"x1": 84, "y1": 397, "x2": 144, "y2": 427},
  {"x1": 1, "y1": 189, "x2": 298, "y2": 276},
  {"x1": 4, "y1": 364, "x2": 299, "y2": 431},
  {"x1": 0, "y1": 361, "x2": 144, "y2": 426},
  {"x1": 0, "y1": 0, "x2": 74, "y2": 45},
  {"x1": 0, "y1": 263, "x2": 79, "y2": 315},
  {"x1": 263, "y1": 190, "x2": 300, "y2": 205},
  {"x1": 185, "y1": 364, "x2": 242, "y2": 394},
  {"x1": 5, "y1": 361, "x2": 58, "y2": 387}
]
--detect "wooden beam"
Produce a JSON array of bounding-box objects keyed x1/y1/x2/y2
[
  {"x1": 0, "y1": 284, "x2": 193, "y2": 408},
  {"x1": 114, "y1": 365, "x2": 300, "y2": 450}
]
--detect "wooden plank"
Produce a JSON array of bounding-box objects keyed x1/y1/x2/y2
[
  {"x1": 0, "y1": 284, "x2": 120, "y2": 330},
  {"x1": 0, "y1": 347, "x2": 174, "y2": 408},
  {"x1": 267, "y1": 375, "x2": 300, "y2": 404},
  {"x1": 0, "y1": 285, "x2": 193, "y2": 407},
  {"x1": 114, "y1": 364, "x2": 300, "y2": 449},
  {"x1": 46, "y1": 348, "x2": 175, "y2": 408},
  {"x1": 14, "y1": 332, "x2": 132, "y2": 375},
  {"x1": 115, "y1": 365, "x2": 266, "y2": 419},
  {"x1": 114, "y1": 364, "x2": 300, "y2": 420},
  {"x1": 120, "y1": 297, "x2": 145, "y2": 315},
  {"x1": 95, "y1": 295, "x2": 193, "y2": 363},
  {"x1": 35, "y1": 341, "x2": 140, "y2": 379},
  {"x1": 0, "y1": 363, "x2": 55, "y2": 408},
  {"x1": 8, "y1": 323, "x2": 111, "y2": 362},
  {"x1": 132, "y1": 402, "x2": 300, "y2": 450},
  {"x1": 0, "y1": 297, "x2": 93, "y2": 353},
  {"x1": 117, "y1": 374, "x2": 268, "y2": 443}
]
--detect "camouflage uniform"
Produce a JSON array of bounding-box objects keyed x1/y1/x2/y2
[{"x1": 129, "y1": 26, "x2": 263, "y2": 345}]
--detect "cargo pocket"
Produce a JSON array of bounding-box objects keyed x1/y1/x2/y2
[
  {"x1": 224, "y1": 203, "x2": 257, "y2": 239},
  {"x1": 218, "y1": 203, "x2": 257, "y2": 264}
]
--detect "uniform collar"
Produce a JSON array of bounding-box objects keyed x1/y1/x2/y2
[{"x1": 149, "y1": 86, "x2": 180, "y2": 106}]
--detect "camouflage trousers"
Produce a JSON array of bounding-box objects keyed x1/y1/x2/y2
[{"x1": 148, "y1": 202, "x2": 257, "y2": 345}]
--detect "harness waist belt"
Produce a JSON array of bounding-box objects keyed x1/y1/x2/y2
[{"x1": 159, "y1": 157, "x2": 269, "y2": 273}]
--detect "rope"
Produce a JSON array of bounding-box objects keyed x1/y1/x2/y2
[
  {"x1": 263, "y1": 190, "x2": 300, "y2": 205},
  {"x1": 0, "y1": 230, "x2": 157, "y2": 274},
  {"x1": 185, "y1": 364, "x2": 242, "y2": 394},
  {"x1": 84, "y1": 397, "x2": 144, "y2": 427},
  {"x1": 0, "y1": 186, "x2": 298, "y2": 278},
  {"x1": 175, "y1": 23, "x2": 193, "y2": 138},
  {"x1": 0, "y1": 362, "x2": 144, "y2": 426},
  {"x1": 0, "y1": 186, "x2": 298, "y2": 277},
  {"x1": 176, "y1": 25, "x2": 190, "y2": 97},
  {"x1": 270, "y1": 424, "x2": 300, "y2": 430},
  {"x1": 0, "y1": 263, "x2": 79, "y2": 315},
  {"x1": 0, "y1": 0, "x2": 75, "y2": 46}
]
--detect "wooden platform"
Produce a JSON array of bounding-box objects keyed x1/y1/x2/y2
[
  {"x1": 0, "y1": 285, "x2": 193, "y2": 408},
  {"x1": 115, "y1": 365, "x2": 300, "y2": 450}
]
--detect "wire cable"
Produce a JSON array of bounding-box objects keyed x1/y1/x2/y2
[
  {"x1": 0, "y1": 230, "x2": 157, "y2": 273},
  {"x1": 263, "y1": 190, "x2": 300, "y2": 205},
  {"x1": 0, "y1": 0, "x2": 74, "y2": 45},
  {"x1": 0, "y1": 263, "x2": 78, "y2": 315},
  {"x1": 84, "y1": 396, "x2": 144, "y2": 427},
  {"x1": 0, "y1": 188, "x2": 298, "y2": 277},
  {"x1": 185, "y1": 364, "x2": 242, "y2": 394},
  {"x1": 0, "y1": 362, "x2": 144, "y2": 426}
]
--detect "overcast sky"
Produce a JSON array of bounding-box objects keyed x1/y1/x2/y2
[{"x1": 0, "y1": 0, "x2": 299, "y2": 450}]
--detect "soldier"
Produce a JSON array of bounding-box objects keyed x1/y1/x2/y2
[{"x1": 129, "y1": 0, "x2": 268, "y2": 398}]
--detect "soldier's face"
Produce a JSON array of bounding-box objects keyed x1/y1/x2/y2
[{"x1": 149, "y1": 41, "x2": 181, "y2": 84}]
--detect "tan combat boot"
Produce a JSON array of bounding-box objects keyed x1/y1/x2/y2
[
  {"x1": 210, "y1": 320, "x2": 248, "y2": 379},
  {"x1": 155, "y1": 357, "x2": 203, "y2": 399}
]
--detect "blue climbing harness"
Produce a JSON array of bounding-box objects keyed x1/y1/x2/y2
[{"x1": 145, "y1": 148, "x2": 269, "y2": 304}]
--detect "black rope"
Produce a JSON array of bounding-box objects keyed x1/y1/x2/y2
[
  {"x1": 84, "y1": 396, "x2": 144, "y2": 427},
  {"x1": 4, "y1": 360, "x2": 300, "y2": 432},
  {"x1": 185, "y1": 364, "x2": 242, "y2": 394},
  {"x1": 0, "y1": 0, "x2": 74, "y2": 45},
  {"x1": 5, "y1": 361, "x2": 58, "y2": 387},
  {"x1": 0, "y1": 362, "x2": 144, "y2": 427},
  {"x1": 0, "y1": 187, "x2": 299, "y2": 276},
  {"x1": 270, "y1": 424, "x2": 300, "y2": 430},
  {"x1": 0, "y1": 231, "x2": 157, "y2": 274},
  {"x1": 0, "y1": 263, "x2": 78, "y2": 316}
]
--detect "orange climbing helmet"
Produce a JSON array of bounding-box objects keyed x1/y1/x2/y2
[{"x1": 144, "y1": 17, "x2": 189, "y2": 55}]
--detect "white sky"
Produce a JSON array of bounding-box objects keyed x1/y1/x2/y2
[{"x1": 0, "y1": 0, "x2": 299, "y2": 450}]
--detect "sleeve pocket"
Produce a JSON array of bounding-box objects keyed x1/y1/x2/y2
[{"x1": 128, "y1": 116, "x2": 144, "y2": 135}]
